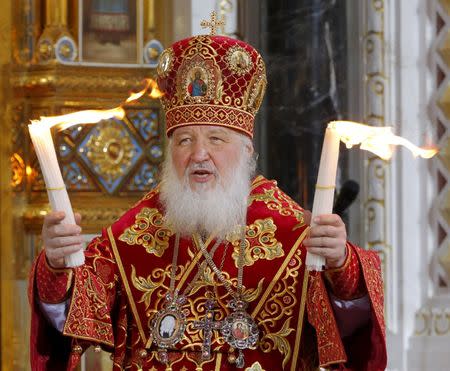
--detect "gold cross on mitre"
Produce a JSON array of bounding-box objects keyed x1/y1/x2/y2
[{"x1": 200, "y1": 11, "x2": 225, "y2": 36}]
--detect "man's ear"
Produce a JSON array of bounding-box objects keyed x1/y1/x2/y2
[{"x1": 245, "y1": 142, "x2": 254, "y2": 156}]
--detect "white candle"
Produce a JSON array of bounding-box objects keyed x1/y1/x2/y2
[
  {"x1": 29, "y1": 124, "x2": 85, "y2": 267},
  {"x1": 306, "y1": 125, "x2": 341, "y2": 271}
]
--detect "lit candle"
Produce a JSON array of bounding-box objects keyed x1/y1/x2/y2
[
  {"x1": 306, "y1": 120, "x2": 438, "y2": 271},
  {"x1": 28, "y1": 108, "x2": 126, "y2": 267},
  {"x1": 28, "y1": 124, "x2": 85, "y2": 267},
  {"x1": 27, "y1": 80, "x2": 163, "y2": 268},
  {"x1": 306, "y1": 125, "x2": 340, "y2": 271}
]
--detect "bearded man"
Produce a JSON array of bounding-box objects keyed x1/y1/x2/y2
[{"x1": 29, "y1": 25, "x2": 387, "y2": 371}]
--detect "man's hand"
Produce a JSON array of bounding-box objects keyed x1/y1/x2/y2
[
  {"x1": 303, "y1": 213, "x2": 347, "y2": 269},
  {"x1": 42, "y1": 211, "x2": 84, "y2": 269}
]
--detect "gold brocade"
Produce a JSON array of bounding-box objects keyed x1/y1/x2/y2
[
  {"x1": 102, "y1": 178, "x2": 319, "y2": 369},
  {"x1": 131, "y1": 264, "x2": 171, "y2": 310},
  {"x1": 256, "y1": 246, "x2": 303, "y2": 368},
  {"x1": 229, "y1": 218, "x2": 284, "y2": 267},
  {"x1": 119, "y1": 208, "x2": 173, "y2": 257},
  {"x1": 248, "y1": 188, "x2": 305, "y2": 229},
  {"x1": 127, "y1": 233, "x2": 308, "y2": 368}
]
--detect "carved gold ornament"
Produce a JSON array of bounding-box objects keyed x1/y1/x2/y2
[
  {"x1": 118, "y1": 207, "x2": 173, "y2": 257},
  {"x1": 84, "y1": 122, "x2": 136, "y2": 182},
  {"x1": 11, "y1": 153, "x2": 25, "y2": 187},
  {"x1": 230, "y1": 218, "x2": 284, "y2": 267}
]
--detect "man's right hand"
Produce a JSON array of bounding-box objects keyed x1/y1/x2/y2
[{"x1": 42, "y1": 211, "x2": 84, "y2": 269}]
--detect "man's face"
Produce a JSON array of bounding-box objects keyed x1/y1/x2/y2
[{"x1": 170, "y1": 125, "x2": 250, "y2": 191}]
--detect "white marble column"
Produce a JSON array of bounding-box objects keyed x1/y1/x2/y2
[
  {"x1": 172, "y1": 0, "x2": 238, "y2": 39},
  {"x1": 348, "y1": 0, "x2": 437, "y2": 370}
]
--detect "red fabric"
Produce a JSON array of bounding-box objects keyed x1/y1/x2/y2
[
  {"x1": 29, "y1": 252, "x2": 73, "y2": 371},
  {"x1": 36, "y1": 253, "x2": 73, "y2": 303},
  {"x1": 346, "y1": 247, "x2": 387, "y2": 371},
  {"x1": 29, "y1": 176, "x2": 387, "y2": 370},
  {"x1": 325, "y1": 244, "x2": 366, "y2": 300}
]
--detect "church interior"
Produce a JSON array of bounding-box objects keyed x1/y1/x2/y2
[{"x1": 0, "y1": 0, "x2": 449, "y2": 369}]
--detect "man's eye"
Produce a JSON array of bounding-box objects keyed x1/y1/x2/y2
[
  {"x1": 210, "y1": 136, "x2": 224, "y2": 143},
  {"x1": 178, "y1": 137, "x2": 191, "y2": 145}
]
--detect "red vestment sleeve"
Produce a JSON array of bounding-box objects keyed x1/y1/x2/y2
[
  {"x1": 324, "y1": 243, "x2": 367, "y2": 300},
  {"x1": 341, "y1": 244, "x2": 387, "y2": 371},
  {"x1": 29, "y1": 251, "x2": 73, "y2": 370},
  {"x1": 29, "y1": 233, "x2": 119, "y2": 370},
  {"x1": 307, "y1": 243, "x2": 387, "y2": 371},
  {"x1": 35, "y1": 252, "x2": 73, "y2": 303}
]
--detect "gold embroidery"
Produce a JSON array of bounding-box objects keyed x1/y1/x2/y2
[
  {"x1": 242, "y1": 278, "x2": 265, "y2": 303},
  {"x1": 230, "y1": 218, "x2": 284, "y2": 267},
  {"x1": 250, "y1": 175, "x2": 268, "y2": 191},
  {"x1": 108, "y1": 227, "x2": 148, "y2": 343},
  {"x1": 262, "y1": 318, "x2": 295, "y2": 369},
  {"x1": 141, "y1": 186, "x2": 159, "y2": 201},
  {"x1": 62, "y1": 265, "x2": 115, "y2": 346},
  {"x1": 249, "y1": 188, "x2": 305, "y2": 229},
  {"x1": 291, "y1": 270, "x2": 310, "y2": 371},
  {"x1": 131, "y1": 265, "x2": 170, "y2": 309},
  {"x1": 84, "y1": 273, "x2": 110, "y2": 321},
  {"x1": 118, "y1": 207, "x2": 173, "y2": 257},
  {"x1": 256, "y1": 246, "x2": 303, "y2": 367},
  {"x1": 158, "y1": 34, "x2": 267, "y2": 138},
  {"x1": 187, "y1": 267, "x2": 264, "y2": 304}
]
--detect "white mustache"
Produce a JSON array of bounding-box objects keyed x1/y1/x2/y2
[{"x1": 186, "y1": 162, "x2": 218, "y2": 175}]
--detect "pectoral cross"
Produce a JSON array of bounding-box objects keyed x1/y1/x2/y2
[
  {"x1": 200, "y1": 11, "x2": 225, "y2": 36},
  {"x1": 193, "y1": 299, "x2": 222, "y2": 360}
]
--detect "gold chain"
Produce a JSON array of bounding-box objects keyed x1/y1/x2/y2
[
  {"x1": 168, "y1": 233, "x2": 224, "y2": 298},
  {"x1": 194, "y1": 228, "x2": 246, "y2": 301}
]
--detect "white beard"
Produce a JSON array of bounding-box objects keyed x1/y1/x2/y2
[{"x1": 159, "y1": 145, "x2": 255, "y2": 239}]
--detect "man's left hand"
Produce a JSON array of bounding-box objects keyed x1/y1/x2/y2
[{"x1": 303, "y1": 213, "x2": 347, "y2": 269}]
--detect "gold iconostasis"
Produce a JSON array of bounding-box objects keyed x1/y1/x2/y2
[{"x1": 0, "y1": 1, "x2": 173, "y2": 369}]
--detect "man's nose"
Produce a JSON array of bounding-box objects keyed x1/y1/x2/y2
[{"x1": 190, "y1": 140, "x2": 210, "y2": 162}]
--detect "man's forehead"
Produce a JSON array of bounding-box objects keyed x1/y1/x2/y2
[{"x1": 172, "y1": 125, "x2": 235, "y2": 136}]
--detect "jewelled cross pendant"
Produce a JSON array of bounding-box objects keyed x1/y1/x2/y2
[{"x1": 193, "y1": 299, "x2": 223, "y2": 360}]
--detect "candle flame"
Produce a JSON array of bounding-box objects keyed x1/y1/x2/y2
[
  {"x1": 328, "y1": 121, "x2": 438, "y2": 160},
  {"x1": 30, "y1": 107, "x2": 126, "y2": 131},
  {"x1": 125, "y1": 78, "x2": 164, "y2": 102},
  {"x1": 29, "y1": 78, "x2": 163, "y2": 131}
]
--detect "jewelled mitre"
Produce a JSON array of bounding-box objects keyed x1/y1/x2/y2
[{"x1": 156, "y1": 34, "x2": 267, "y2": 138}]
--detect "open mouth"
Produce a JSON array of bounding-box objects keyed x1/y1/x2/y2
[
  {"x1": 190, "y1": 169, "x2": 215, "y2": 182},
  {"x1": 193, "y1": 169, "x2": 211, "y2": 176}
]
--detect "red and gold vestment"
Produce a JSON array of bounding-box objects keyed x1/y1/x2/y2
[{"x1": 30, "y1": 176, "x2": 386, "y2": 370}]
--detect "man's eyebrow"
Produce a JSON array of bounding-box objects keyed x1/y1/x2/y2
[
  {"x1": 206, "y1": 128, "x2": 230, "y2": 136},
  {"x1": 173, "y1": 129, "x2": 193, "y2": 137}
]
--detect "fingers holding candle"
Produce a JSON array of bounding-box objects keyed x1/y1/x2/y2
[
  {"x1": 42, "y1": 211, "x2": 84, "y2": 269},
  {"x1": 304, "y1": 214, "x2": 347, "y2": 269}
]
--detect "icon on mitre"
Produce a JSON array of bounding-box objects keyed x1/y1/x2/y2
[{"x1": 187, "y1": 68, "x2": 208, "y2": 97}]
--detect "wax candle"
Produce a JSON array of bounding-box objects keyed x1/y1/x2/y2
[{"x1": 28, "y1": 124, "x2": 84, "y2": 267}]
